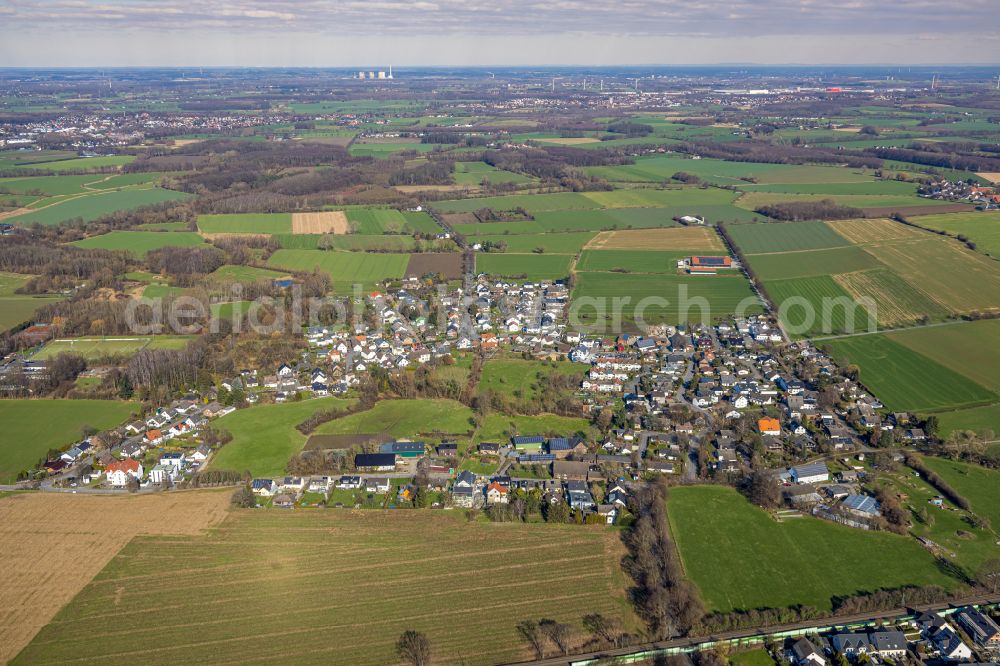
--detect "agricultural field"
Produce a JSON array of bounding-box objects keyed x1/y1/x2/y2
[
  {"x1": 207, "y1": 397, "x2": 354, "y2": 477},
  {"x1": 735, "y1": 191, "x2": 957, "y2": 214},
  {"x1": 726, "y1": 221, "x2": 850, "y2": 254},
  {"x1": 13, "y1": 509, "x2": 634, "y2": 666},
  {"x1": 832, "y1": 268, "x2": 948, "y2": 328},
  {"x1": 0, "y1": 294, "x2": 65, "y2": 331},
  {"x1": 400, "y1": 209, "x2": 441, "y2": 234},
  {"x1": 668, "y1": 486, "x2": 958, "y2": 614},
  {"x1": 476, "y1": 253, "x2": 573, "y2": 281},
  {"x1": 473, "y1": 232, "x2": 596, "y2": 254},
  {"x1": 315, "y1": 399, "x2": 475, "y2": 440},
  {"x1": 821, "y1": 334, "x2": 997, "y2": 413},
  {"x1": 5, "y1": 155, "x2": 135, "y2": 172},
  {"x1": 576, "y1": 249, "x2": 686, "y2": 274},
  {"x1": 886, "y1": 320, "x2": 1000, "y2": 393},
  {"x1": 0, "y1": 399, "x2": 138, "y2": 483},
  {"x1": 6, "y1": 188, "x2": 190, "y2": 226},
  {"x1": 405, "y1": 253, "x2": 463, "y2": 279},
  {"x1": 0, "y1": 491, "x2": 231, "y2": 664},
  {"x1": 197, "y1": 213, "x2": 292, "y2": 235},
  {"x1": 31, "y1": 336, "x2": 194, "y2": 360},
  {"x1": 210, "y1": 264, "x2": 291, "y2": 284},
  {"x1": 912, "y1": 211, "x2": 1000, "y2": 257},
  {"x1": 571, "y1": 272, "x2": 761, "y2": 330},
  {"x1": 583, "y1": 156, "x2": 876, "y2": 186},
  {"x1": 764, "y1": 276, "x2": 875, "y2": 338},
  {"x1": 826, "y1": 217, "x2": 926, "y2": 244},
  {"x1": 586, "y1": 226, "x2": 724, "y2": 251},
  {"x1": 746, "y1": 246, "x2": 883, "y2": 281},
  {"x1": 453, "y1": 161, "x2": 534, "y2": 185},
  {"x1": 345, "y1": 208, "x2": 408, "y2": 234},
  {"x1": 937, "y1": 404, "x2": 1000, "y2": 438},
  {"x1": 266, "y1": 250, "x2": 409, "y2": 292},
  {"x1": 69, "y1": 230, "x2": 205, "y2": 257}
]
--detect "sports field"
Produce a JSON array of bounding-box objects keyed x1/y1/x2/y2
[
  {"x1": 0, "y1": 399, "x2": 138, "y2": 483},
  {"x1": 69, "y1": 231, "x2": 204, "y2": 257},
  {"x1": 727, "y1": 221, "x2": 850, "y2": 254},
  {"x1": 32, "y1": 336, "x2": 193, "y2": 360},
  {"x1": 13, "y1": 509, "x2": 634, "y2": 666},
  {"x1": 822, "y1": 334, "x2": 997, "y2": 412},
  {"x1": 266, "y1": 249, "x2": 409, "y2": 292},
  {"x1": 207, "y1": 397, "x2": 355, "y2": 477},
  {"x1": 198, "y1": 213, "x2": 292, "y2": 235},
  {"x1": 7, "y1": 188, "x2": 190, "y2": 226},
  {"x1": 476, "y1": 253, "x2": 573, "y2": 281},
  {"x1": 668, "y1": 486, "x2": 958, "y2": 613},
  {"x1": 315, "y1": 399, "x2": 475, "y2": 440}
]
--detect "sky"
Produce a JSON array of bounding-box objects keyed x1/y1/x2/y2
[{"x1": 1, "y1": 0, "x2": 999, "y2": 67}]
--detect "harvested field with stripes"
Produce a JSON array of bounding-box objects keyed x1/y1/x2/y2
[
  {"x1": 827, "y1": 218, "x2": 923, "y2": 244},
  {"x1": 585, "y1": 226, "x2": 724, "y2": 251},
  {"x1": 14, "y1": 510, "x2": 636, "y2": 666},
  {"x1": 0, "y1": 491, "x2": 230, "y2": 664},
  {"x1": 291, "y1": 211, "x2": 348, "y2": 234},
  {"x1": 832, "y1": 268, "x2": 947, "y2": 327}
]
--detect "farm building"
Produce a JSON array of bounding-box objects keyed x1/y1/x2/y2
[
  {"x1": 380, "y1": 441, "x2": 425, "y2": 458},
  {"x1": 354, "y1": 453, "x2": 397, "y2": 471},
  {"x1": 686, "y1": 256, "x2": 732, "y2": 275},
  {"x1": 512, "y1": 435, "x2": 545, "y2": 453},
  {"x1": 790, "y1": 461, "x2": 829, "y2": 485}
]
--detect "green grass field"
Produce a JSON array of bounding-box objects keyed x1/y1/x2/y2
[
  {"x1": 576, "y1": 249, "x2": 691, "y2": 274},
  {"x1": 583, "y1": 155, "x2": 876, "y2": 186},
  {"x1": 735, "y1": 191, "x2": 956, "y2": 212},
  {"x1": 0, "y1": 271, "x2": 28, "y2": 296},
  {"x1": 475, "y1": 253, "x2": 573, "y2": 280},
  {"x1": 479, "y1": 359, "x2": 585, "y2": 402},
  {"x1": 473, "y1": 232, "x2": 596, "y2": 254},
  {"x1": 571, "y1": 272, "x2": 761, "y2": 329},
  {"x1": 913, "y1": 211, "x2": 1000, "y2": 257},
  {"x1": 198, "y1": 213, "x2": 292, "y2": 235},
  {"x1": 70, "y1": 231, "x2": 204, "y2": 258},
  {"x1": 937, "y1": 404, "x2": 1000, "y2": 437},
  {"x1": 888, "y1": 320, "x2": 1000, "y2": 393},
  {"x1": 7, "y1": 155, "x2": 134, "y2": 172},
  {"x1": 0, "y1": 399, "x2": 137, "y2": 482},
  {"x1": 476, "y1": 413, "x2": 593, "y2": 443},
  {"x1": 822, "y1": 334, "x2": 997, "y2": 412},
  {"x1": 266, "y1": 250, "x2": 409, "y2": 292},
  {"x1": 747, "y1": 245, "x2": 884, "y2": 281},
  {"x1": 454, "y1": 161, "x2": 534, "y2": 185},
  {"x1": 668, "y1": 485, "x2": 959, "y2": 613},
  {"x1": 210, "y1": 264, "x2": 290, "y2": 284},
  {"x1": 32, "y1": 336, "x2": 193, "y2": 360},
  {"x1": 401, "y1": 210, "x2": 441, "y2": 234},
  {"x1": 0, "y1": 295, "x2": 64, "y2": 332},
  {"x1": 345, "y1": 208, "x2": 408, "y2": 234},
  {"x1": 13, "y1": 509, "x2": 634, "y2": 666},
  {"x1": 207, "y1": 398, "x2": 354, "y2": 477},
  {"x1": 315, "y1": 399, "x2": 475, "y2": 440},
  {"x1": 920, "y1": 457, "x2": 1000, "y2": 529},
  {"x1": 764, "y1": 275, "x2": 875, "y2": 338},
  {"x1": 7, "y1": 188, "x2": 190, "y2": 226},
  {"x1": 727, "y1": 221, "x2": 850, "y2": 254}
]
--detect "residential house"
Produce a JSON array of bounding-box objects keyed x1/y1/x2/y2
[
  {"x1": 790, "y1": 461, "x2": 829, "y2": 485},
  {"x1": 791, "y1": 638, "x2": 825, "y2": 666},
  {"x1": 251, "y1": 479, "x2": 276, "y2": 496},
  {"x1": 105, "y1": 459, "x2": 143, "y2": 487},
  {"x1": 485, "y1": 482, "x2": 508, "y2": 505},
  {"x1": 365, "y1": 477, "x2": 390, "y2": 493},
  {"x1": 956, "y1": 607, "x2": 1000, "y2": 647},
  {"x1": 552, "y1": 460, "x2": 591, "y2": 481}
]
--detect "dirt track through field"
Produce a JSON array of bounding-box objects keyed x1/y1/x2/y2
[
  {"x1": 0, "y1": 491, "x2": 230, "y2": 663},
  {"x1": 291, "y1": 211, "x2": 349, "y2": 235}
]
